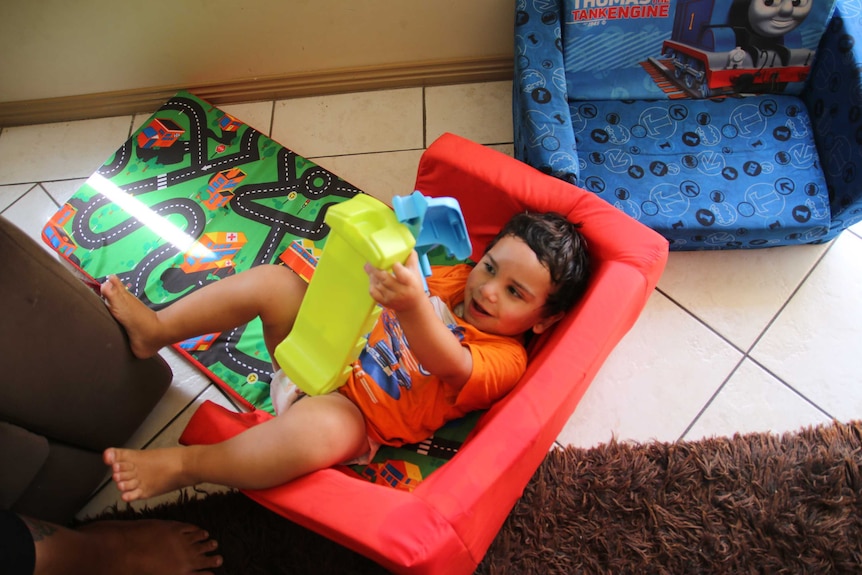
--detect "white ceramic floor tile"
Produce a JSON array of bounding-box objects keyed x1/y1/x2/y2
[
  {"x1": 684, "y1": 359, "x2": 830, "y2": 441},
  {"x1": 657, "y1": 244, "x2": 828, "y2": 351},
  {"x1": 751, "y1": 232, "x2": 862, "y2": 422},
  {"x1": 1, "y1": 186, "x2": 61, "y2": 254},
  {"x1": 271, "y1": 89, "x2": 424, "y2": 158},
  {"x1": 311, "y1": 149, "x2": 424, "y2": 206},
  {"x1": 119, "y1": 347, "x2": 220, "y2": 449},
  {"x1": 425, "y1": 81, "x2": 514, "y2": 146},
  {"x1": 76, "y1": 384, "x2": 237, "y2": 520},
  {"x1": 41, "y1": 178, "x2": 88, "y2": 205},
  {"x1": 557, "y1": 290, "x2": 743, "y2": 448},
  {"x1": 0, "y1": 116, "x2": 132, "y2": 184},
  {"x1": 0, "y1": 183, "x2": 35, "y2": 212}
]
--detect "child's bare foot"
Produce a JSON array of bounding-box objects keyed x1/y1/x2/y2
[
  {"x1": 100, "y1": 275, "x2": 163, "y2": 358},
  {"x1": 104, "y1": 447, "x2": 195, "y2": 503}
]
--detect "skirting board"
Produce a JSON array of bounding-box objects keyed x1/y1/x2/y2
[{"x1": 0, "y1": 56, "x2": 513, "y2": 128}]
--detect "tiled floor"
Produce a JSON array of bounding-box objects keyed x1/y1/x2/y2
[{"x1": 1, "y1": 81, "x2": 860, "y2": 520}]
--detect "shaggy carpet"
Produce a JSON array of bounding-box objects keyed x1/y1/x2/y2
[{"x1": 88, "y1": 420, "x2": 862, "y2": 574}]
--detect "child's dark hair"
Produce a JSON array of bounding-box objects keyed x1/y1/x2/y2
[{"x1": 485, "y1": 212, "x2": 591, "y2": 317}]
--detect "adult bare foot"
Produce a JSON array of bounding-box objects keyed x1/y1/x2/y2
[
  {"x1": 75, "y1": 519, "x2": 223, "y2": 575},
  {"x1": 25, "y1": 514, "x2": 223, "y2": 575},
  {"x1": 104, "y1": 447, "x2": 195, "y2": 503},
  {"x1": 100, "y1": 275, "x2": 163, "y2": 358}
]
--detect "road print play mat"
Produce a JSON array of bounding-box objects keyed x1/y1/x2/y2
[
  {"x1": 42, "y1": 91, "x2": 475, "y2": 490},
  {"x1": 43, "y1": 91, "x2": 358, "y2": 410}
]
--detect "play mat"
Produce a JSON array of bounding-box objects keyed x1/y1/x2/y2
[{"x1": 42, "y1": 91, "x2": 475, "y2": 491}]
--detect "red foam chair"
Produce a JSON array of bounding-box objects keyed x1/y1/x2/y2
[{"x1": 181, "y1": 132, "x2": 669, "y2": 574}]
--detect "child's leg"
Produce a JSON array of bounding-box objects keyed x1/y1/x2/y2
[
  {"x1": 101, "y1": 265, "x2": 306, "y2": 360},
  {"x1": 104, "y1": 393, "x2": 368, "y2": 501}
]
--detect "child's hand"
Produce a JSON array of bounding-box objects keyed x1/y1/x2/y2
[{"x1": 365, "y1": 251, "x2": 425, "y2": 312}]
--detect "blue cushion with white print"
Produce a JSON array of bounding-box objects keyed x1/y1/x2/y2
[{"x1": 574, "y1": 95, "x2": 831, "y2": 249}]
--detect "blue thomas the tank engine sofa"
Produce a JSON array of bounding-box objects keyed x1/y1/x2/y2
[{"x1": 514, "y1": 0, "x2": 862, "y2": 249}]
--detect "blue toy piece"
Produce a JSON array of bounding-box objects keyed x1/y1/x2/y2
[{"x1": 392, "y1": 191, "x2": 472, "y2": 290}]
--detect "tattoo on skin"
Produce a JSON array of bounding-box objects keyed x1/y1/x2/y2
[{"x1": 23, "y1": 517, "x2": 58, "y2": 542}]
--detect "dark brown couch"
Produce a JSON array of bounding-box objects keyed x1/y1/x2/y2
[{"x1": 0, "y1": 216, "x2": 172, "y2": 524}]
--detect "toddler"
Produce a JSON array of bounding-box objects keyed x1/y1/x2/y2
[{"x1": 102, "y1": 211, "x2": 590, "y2": 502}]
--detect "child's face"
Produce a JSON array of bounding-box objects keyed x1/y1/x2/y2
[{"x1": 462, "y1": 235, "x2": 563, "y2": 337}]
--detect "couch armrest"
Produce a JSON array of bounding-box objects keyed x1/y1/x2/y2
[
  {"x1": 803, "y1": 3, "x2": 862, "y2": 239},
  {"x1": 0, "y1": 216, "x2": 172, "y2": 451},
  {"x1": 513, "y1": 1, "x2": 580, "y2": 184}
]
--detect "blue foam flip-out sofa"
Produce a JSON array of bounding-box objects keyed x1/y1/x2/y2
[{"x1": 514, "y1": 0, "x2": 862, "y2": 249}]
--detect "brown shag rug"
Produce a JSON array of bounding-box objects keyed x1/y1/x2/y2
[{"x1": 87, "y1": 420, "x2": 862, "y2": 574}]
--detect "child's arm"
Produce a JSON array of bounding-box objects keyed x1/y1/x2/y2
[{"x1": 365, "y1": 252, "x2": 472, "y2": 388}]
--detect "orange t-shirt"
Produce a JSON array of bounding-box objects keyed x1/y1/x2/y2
[{"x1": 339, "y1": 264, "x2": 528, "y2": 446}]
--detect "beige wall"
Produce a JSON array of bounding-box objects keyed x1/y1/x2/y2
[{"x1": 0, "y1": 0, "x2": 514, "y2": 103}]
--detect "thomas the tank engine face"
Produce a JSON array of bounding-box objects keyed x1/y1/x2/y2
[
  {"x1": 648, "y1": 0, "x2": 821, "y2": 97},
  {"x1": 748, "y1": 0, "x2": 812, "y2": 38}
]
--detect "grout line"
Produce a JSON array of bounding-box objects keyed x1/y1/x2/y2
[
  {"x1": 0, "y1": 182, "x2": 39, "y2": 213},
  {"x1": 743, "y1": 241, "x2": 836, "y2": 357},
  {"x1": 139, "y1": 384, "x2": 216, "y2": 450},
  {"x1": 38, "y1": 183, "x2": 61, "y2": 210},
  {"x1": 677, "y1": 356, "x2": 746, "y2": 441},
  {"x1": 303, "y1": 140, "x2": 514, "y2": 163},
  {"x1": 41, "y1": 183, "x2": 65, "y2": 208},
  {"x1": 267, "y1": 99, "x2": 276, "y2": 137},
  {"x1": 1, "y1": 176, "x2": 90, "y2": 188},
  {"x1": 0, "y1": 183, "x2": 44, "y2": 216},
  {"x1": 306, "y1": 147, "x2": 426, "y2": 162},
  {"x1": 657, "y1": 238, "x2": 835, "y2": 361},
  {"x1": 1, "y1": 180, "x2": 44, "y2": 189},
  {"x1": 222, "y1": 387, "x2": 250, "y2": 413},
  {"x1": 663, "y1": 241, "x2": 839, "y2": 442},
  {"x1": 654, "y1": 286, "x2": 746, "y2": 355},
  {"x1": 744, "y1": 355, "x2": 837, "y2": 421}
]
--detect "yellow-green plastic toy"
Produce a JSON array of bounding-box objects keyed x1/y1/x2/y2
[{"x1": 274, "y1": 194, "x2": 416, "y2": 395}]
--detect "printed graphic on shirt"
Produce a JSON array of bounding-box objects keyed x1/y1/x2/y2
[{"x1": 356, "y1": 296, "x2": 465, "y2": 400}]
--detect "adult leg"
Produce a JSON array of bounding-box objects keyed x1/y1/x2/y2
[
  {"x1": 105, "y1": 393, "x2": 368, "y2": 502},
  {"x1": 101, "y1": 264, "x2": 306, "y2": 361}
]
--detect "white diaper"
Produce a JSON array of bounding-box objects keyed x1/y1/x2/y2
[
  {"x1": 268, "y1": 368, "x2": 381, "y2": 465},
  {"x1": 269, "y1": 369, "x2": 306, "y2": 415}
]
